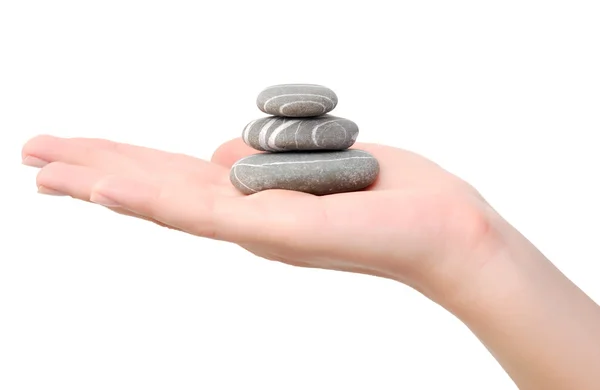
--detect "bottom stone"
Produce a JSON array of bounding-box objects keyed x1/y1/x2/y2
[{"x1": 230, "y1": 149, "x2": 380, "y2": 196}]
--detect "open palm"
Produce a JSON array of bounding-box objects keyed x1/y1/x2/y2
[{"x1": 23, "y1": 135, "x2": 493, "y2": 294}]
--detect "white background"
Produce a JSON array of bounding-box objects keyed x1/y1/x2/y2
[{"x1": 1, "y1": 1, "x2": 599, "y2": 389}]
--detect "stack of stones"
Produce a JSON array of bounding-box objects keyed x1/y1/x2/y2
[{"x1": 229, "y1": 84, "x2": 380, "y2": 196}]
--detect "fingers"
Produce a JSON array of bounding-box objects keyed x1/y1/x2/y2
[
  {"x1": 23, "y1": 135, "x2": 227, "y2": 181},
  {"x1": 68, "y1": 136, "x2": 226, "y2": 177},
  {"x1": 87, "y1": 172, "x2": 321, "y2": 243},
  {"x1": 36, "y1": 161, "x2": 179, "y2": 229},
  {"x1": 23, "y1": 135, "x2": 145, "y2": 176},
  {"x1": 36, "y1": 162, "x2": 105, "y2": 201},
  {"x1": 211, "y1": 137, "x2": 259, "y2": 168},
  {"x1": 88, "y1": 175, "x2": 234, "y2": 240},
  {"x1": 32, "y1": 139, "x2": 324, "y2": 244},
  {"x1": 35, "y1": 157, "x2": 274, "y2": 242}
]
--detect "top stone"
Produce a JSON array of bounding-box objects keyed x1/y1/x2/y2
[{"x1": 256, "y1": 84, "x2": 338, "y2": 117}]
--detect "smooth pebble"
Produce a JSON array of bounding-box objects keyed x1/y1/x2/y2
[
  {"x1": 230, "y1": 149, "x2": 379, "y2": 196},
  {"x1": 242, "y1": 114, "x2": 359, "y2": 152},
  {"x1": 256, "y1": 84, "x2": 338, "y2": 117}
]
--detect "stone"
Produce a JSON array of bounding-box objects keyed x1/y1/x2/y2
[
  {"x1": 230, "y1": 149, "x2": 379, "y2": 196},
  {"x1": 242, "y1": 115, "x2": 359, "y2": 152},
  {"x1": 256, "y1": 84, "x2": 338, "y2": 117}
]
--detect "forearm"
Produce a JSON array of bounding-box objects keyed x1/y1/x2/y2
[{"x1": 449, "y1": 220, "x2": 600, "y2": 389}]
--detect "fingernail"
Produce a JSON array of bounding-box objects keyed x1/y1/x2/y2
[
  {"x1": 90, "y1": 193, "x2": 121, "y2": 208},
  {"x1": 22, "y1": 156, "x2": 49, "y2": 168},
  {"x1": 38, "y1": 186, "x2": 66, "y2": 196}
]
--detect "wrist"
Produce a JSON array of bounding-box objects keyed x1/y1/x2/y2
[
  {"x1": 395, "y1": 198, "x2": 514, "y2": 313},
  {"x1": 432, "y1": 212, "x2": 600, "y2": 389},
  {"x1": 429, "y1": 206, "x2": 544, "y2": 318}
]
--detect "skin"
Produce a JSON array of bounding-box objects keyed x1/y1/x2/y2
[{"x1": 22, "y1": 134, "x2": 600, "y2": 389}]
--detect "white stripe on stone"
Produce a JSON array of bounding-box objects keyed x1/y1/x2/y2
[
  {"x1": 234, "y1": 156, "x2": 375, "y2": 168},
  {"x1": 266, "y1": 119, "x2": 300, "y2": 151},
  {"x1": 278, "y1": 101, "x2": 326, "y2": 116},
  {"x1": 257, "y1": 117, "x2": 279, "y2": 150},
  {"x1": 293, "y1": 121, "x2": 302, "y2": 149},
  {"x1": 242, "y1": 119, "x2": 257, "y2": 145},
  {"x1": 262, "y1": 94, "x2": 335, "y2": 111},
  {"x1": 232, "y1": 166, "x2": 258, "y2": 193},
  {"x1": 310, "y1": 119, "x2": 342, "y2": 147}
]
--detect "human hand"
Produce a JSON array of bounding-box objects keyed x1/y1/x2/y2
[
  {"x1": 22, "y1": 135, "x2": 600, "y2": 389},
  {"x1": 22, "y1": 135, "x2": 499, "y2": 304}
]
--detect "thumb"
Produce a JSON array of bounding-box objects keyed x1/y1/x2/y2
[{"x1": 211, "y1": 137, "x2": 257, "y2": 168}]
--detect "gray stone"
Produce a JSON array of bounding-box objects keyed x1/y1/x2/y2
[
  {"x1": 242, "y1": 115, "x2": 359, "y2": 152},
  {"x1": 256, "y1": 84, "x2": 338, "y2": 117},
  {"x1": 230, "y1": 149, "x2": 379, "y2": 196}
]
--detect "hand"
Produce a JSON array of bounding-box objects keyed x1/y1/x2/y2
[
  {"x1": 22, "y1": 135, "x2": 499, "y2": 304},
  {"x1": 22, "y1": 135, "x2": 600, "y2": 389}
]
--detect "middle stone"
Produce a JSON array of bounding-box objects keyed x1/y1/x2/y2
[{"x1": 242, "y1": 115, "x2": 359, "y2": 152}]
